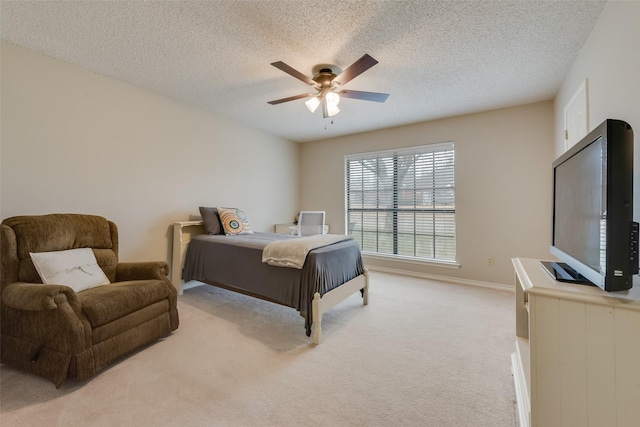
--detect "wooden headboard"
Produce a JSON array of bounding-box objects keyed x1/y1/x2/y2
[{"x1": 172, "y1": 220, "x2": 205, "y2": 295}]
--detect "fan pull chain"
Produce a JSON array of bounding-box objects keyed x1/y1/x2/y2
[{"x1": 324, "y1": 119, "x2": 334, "y2": 130}]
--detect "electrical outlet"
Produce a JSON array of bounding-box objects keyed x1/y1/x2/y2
[{"x1": 487, "y1": 257, "x2": 494, "y2": 266}]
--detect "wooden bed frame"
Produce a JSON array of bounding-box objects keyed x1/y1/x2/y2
[{"x1": 171, "y1": 221, "x2": 369, "y2": 344}]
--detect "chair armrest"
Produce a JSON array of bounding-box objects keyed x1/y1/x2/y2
[
  {"x1": 116, "y1": 261, "x2": 169, "y2": 282},
  {"x1": 2, "y1": 282, "x2": 79, "y2": 311}
]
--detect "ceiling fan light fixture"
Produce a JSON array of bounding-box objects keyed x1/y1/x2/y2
[
  {"x1": 305, "y1": 96, "x2": 321, "y2": 113},
  {"x1": 322, "y1": 89, "x2": 340, "y2": 117},
  {"x1": 327, "y1": 102, "x2": 340, "y2": 117},
  {"x1": 325, "y1": 91, "x2": 340, "y2": 106}
]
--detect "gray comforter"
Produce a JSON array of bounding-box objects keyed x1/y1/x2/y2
[{"x1": 181, "y1": 232, "x2": 365, "y2": 335}]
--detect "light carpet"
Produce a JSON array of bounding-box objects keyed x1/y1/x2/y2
[{"x1": 0, "y1": 272, "x2": 517, "y2": 426}]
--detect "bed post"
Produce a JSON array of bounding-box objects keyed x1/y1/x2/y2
[
  {"x1": 312, "y1": 292, "x2": 323, "y2": 344},
  {"x1": 363, "y1": 268, "x2": 369, "y2": 305}
]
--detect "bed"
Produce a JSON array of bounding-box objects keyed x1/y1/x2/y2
[{"x1": 172, "y1": 221, "x2": 369, "y2": 344}]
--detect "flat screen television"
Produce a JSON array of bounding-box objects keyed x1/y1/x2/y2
[{"x1": 542, "y1": 119, "x2": 637, "y2": 292}]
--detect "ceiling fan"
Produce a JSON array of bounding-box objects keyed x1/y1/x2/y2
[{"x1": 267, "y1": 54, "x2": 389, "y2": 118}]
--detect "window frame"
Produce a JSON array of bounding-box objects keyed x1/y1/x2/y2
[{"x1": 345, "y1": 142, "x2": 456, "y2": 264}]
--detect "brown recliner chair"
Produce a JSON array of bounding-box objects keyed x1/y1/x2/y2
[{"x1": 1, "y1": 214, "x2": 179, "y2": 387}]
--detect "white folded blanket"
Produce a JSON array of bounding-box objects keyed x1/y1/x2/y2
[{"x1": 262, "y1": 234, "x2": 353, "y2": 269}]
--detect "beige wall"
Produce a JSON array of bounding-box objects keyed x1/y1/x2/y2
[
  {"x1": 0, "y1": 41, "x2": 299, "y2": 264},
  {"x1": 8, "y1": 0, "x2": 634, "y2": 289},
  {"x1": 554, "y1": 1, "x2": 640, "y2": 218},
  {"x1": 300, "y1": 101, "x2": 555, "y2": 286}
]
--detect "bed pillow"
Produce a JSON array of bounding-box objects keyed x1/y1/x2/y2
[
  {"x1": 30, "y1": 248, "x2": 111, "y2": 293},
  {"x1": 217, "y1": 207, "x2": 254, "y2": 235},
  {"x1": 199, "y1": 206, "x2": 224, "y2": 235}
]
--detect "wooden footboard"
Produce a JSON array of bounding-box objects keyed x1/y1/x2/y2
[
  {"x1": 172, "y1": 221, "x2": 369, "y2": 344},
  {"x1": 312, "y1": 268, "x2": 369, "y2": 345}
]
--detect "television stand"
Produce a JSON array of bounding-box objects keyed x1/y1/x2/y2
[
  {"x1": 511, "y1": 258, "x2": 640, "y2": 427},
  {"x1": 539, "y1": 260, "x2": 595, "y2": 286}
]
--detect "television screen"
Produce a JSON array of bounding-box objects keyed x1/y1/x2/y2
[
  {"x1": 545, "y1": 119, "x2": 637, "y2": 292},
  {"x1": 553, "y1": 136, "x2": 605, "y2": 274}
]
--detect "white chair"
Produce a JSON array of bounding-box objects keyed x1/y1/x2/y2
[{"x1": 295, "y1": 211, "x2": 326, "y2": 236}]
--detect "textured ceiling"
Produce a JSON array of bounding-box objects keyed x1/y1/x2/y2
[{"x1": 0, "y1": 1, "x2": 606, "y2": 142}]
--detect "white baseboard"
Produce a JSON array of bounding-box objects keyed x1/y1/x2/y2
[{"x1": 365, "y1": 264, "x2": 514, "y2": 292}]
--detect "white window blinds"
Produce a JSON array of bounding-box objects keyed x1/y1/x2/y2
[{"x1": 345, "y1": 142, "x2": 456, "y2": 261}]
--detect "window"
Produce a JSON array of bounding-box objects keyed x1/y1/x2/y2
[{"x1": 345, "y1": 143, "x2": 455, "y2": 262}]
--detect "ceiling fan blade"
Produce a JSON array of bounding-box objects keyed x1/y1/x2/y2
[
  {"x1": 271, "y1": 61, "x2": 316, "y2": 86},
  {"x1": 333, "y1": 54, "x2": 379, "y2": 86},
  {"x1": 339, "y1": 89, "x2": 390, "y2": 103},
  {"x1": 267, "y1": 93, "x2": 316, "y2": 105}
]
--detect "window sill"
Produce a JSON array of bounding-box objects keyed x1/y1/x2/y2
[{"x1": 361, "y1": 252, "x2": 460, "y2": 269}]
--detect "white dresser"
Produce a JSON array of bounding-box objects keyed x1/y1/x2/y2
[{"x1": 511, "y1": 257, "x2": 640, "y2": 427}]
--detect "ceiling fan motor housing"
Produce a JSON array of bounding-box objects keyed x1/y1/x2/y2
[{"x1": 313, "y1": 68, "x2": 338, "y2": 88}]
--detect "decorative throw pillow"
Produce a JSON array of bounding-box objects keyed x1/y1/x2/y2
[
  {"x1": 30, "y1": 248, "x2": 111, "y2": 293},
  {"x1": 217, "y1": 207, "x2": 254, "y2": 235},
  {"x1": 199, "y1": 206, "x2": 223, "y2": 235}
]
